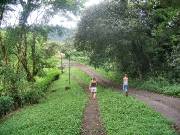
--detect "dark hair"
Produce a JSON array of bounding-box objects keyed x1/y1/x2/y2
[{"x1": 92, "y1": 77, "x2": 96, "y2": 81}]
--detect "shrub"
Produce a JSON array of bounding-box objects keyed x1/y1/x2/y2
[
  {"x1": 163, "y1": 84, "x2": 180, "y2": 96},
  {"x1": 23, "y1": 68, "x2": 60, "y2": 104},
  {"x1": 35, "y1": 68, "x2": 60, "y2": 92},
  {"x1": 23, "y1": 90, "x2": 44, "y2": 104},
  {"x1": 0, "y1": 96, "x2": 14, "y2": 117},
  {"x1": 44, "y1": 57, "x2": 59, "y2": 68},
  {"x1": 0, "y1": 68, "x2": 60, "y2": 119},
  {"x1": 130, "y1": 77, "x2": 180, "y2": 97}
]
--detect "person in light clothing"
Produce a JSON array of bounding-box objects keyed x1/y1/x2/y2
[
  {"x1": 89, "y1": 77, "x2": 97, "y2": 99},
  {"x1": 123, "y1": 74, "x2": 128, "y2": 96}
]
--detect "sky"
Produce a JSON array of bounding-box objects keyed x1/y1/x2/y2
[
  {"x1": 2, "y1": 0, "x2": 103, "y2": 29},
  {"x1": 84, "y1": 0, "x2": 103, "y2": 7},
  {"x1": 49, "y1": 0, "x2": 103, "y2": 28}
]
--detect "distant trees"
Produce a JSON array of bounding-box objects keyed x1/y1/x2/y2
[
  {"x1": 0, "y1": 0, "x2": 83, "y2": 108},
  {"x1": 0, "y1": 0, "x2": 82, "y2": 80},
  {"x1": 75, "y1": 0, "x2": 180, "y2": 82}
]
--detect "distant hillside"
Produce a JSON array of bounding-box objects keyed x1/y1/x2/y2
[{"x1": 48, "y1": 27, "x2": 76, "y2": 41}]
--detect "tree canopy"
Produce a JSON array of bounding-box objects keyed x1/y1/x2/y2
[{"x1": 75, "y1": 0, "x2": 180, "y2": 82}]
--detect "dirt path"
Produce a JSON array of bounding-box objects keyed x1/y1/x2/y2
[
  {"x1": 73, "y1": 76, "x2": 106, "y2": 135},
  {"x1": 74, "y1": 63, "x2": 180, "y2": 133},
  {"x1": 81, "y1": 90, "x2": 106, "y2": 135}
]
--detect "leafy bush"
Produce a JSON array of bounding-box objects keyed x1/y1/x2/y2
[
  {"x1": 0, "y1": 68, "x2": 60, "y2": 119},
  {"x1": 23, "y1": 90, "x2": 44, "y2": 104},
  {"x1": 44, "y1": 56, "x2": 59, "y2": 68},
  {"x1": 131, "y1": 77, "x2": 180, "y2": 97},
  {"x1": 0, "y1": 65, "x2": 28, "y2": 108},
  {"x1": 0, "y1": 85, "x2": 3, "y2": 93},
  {"x1": 35, "y1": 68, "x2": 60, "y2": 92},
  {"x1": 70, "y1": 51, "x2": 90, "y2": 64},
  {"x1": 23, "y1": 68, "x2": 60, "y2": 104},
  {"x1": 94, "y1": 67, "x2": 121, "y2": 83},
  {"x1": 163, "y1": 84, "x2": 180, "y2": 96},
  {"x1": 0, "y1": 96, "x2": 14, "y2": 117}
]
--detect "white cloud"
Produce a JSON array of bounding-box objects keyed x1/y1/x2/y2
[
  {"x1": 84, "y1": 0, "x2": 103, "y2": 7},
  {"x1": 1, "y1": 0, "x2": 103, "y2": 29},
  {"x1": 48, "y1": 13, "x2": 80, "y2": 29},
  {"x1": 48, "y1": 0, "x2": 103, "y2": 28},
  {"x1": 1, "y1": 4, "x2": 22, "y2": 27},
  {"x1": 46, "y1": 11, "x2": 81, "y2": 29}
]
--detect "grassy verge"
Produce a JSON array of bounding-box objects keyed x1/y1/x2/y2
[
  {"x1": 74, "y1": 68, "x2": 177, "y2": 135},
  {"x1": 130, "y1": 78, "x2": 180, "y2": 97},
  {"x1": 98, "y1": 88, "x2": 177, "y2": 135},
  {"x1": 0, "y1": 69, "x2": 88, "y2": 135}
]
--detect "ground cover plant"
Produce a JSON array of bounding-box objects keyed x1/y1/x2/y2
[
  {"x1": 74, "y1": 68, "x2": 177, "y2": 135},
  {"x1": 98, "y1": 88, "x2": 177, "y2": 135},
  {"x1": 0, "y1": 70, "x2": 88, "y2": 135},
  {"x1": 130, "y1": 78, "x2": 180, "y2": 97}
]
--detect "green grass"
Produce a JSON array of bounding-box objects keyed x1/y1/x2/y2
[
  {"x1": 71, "y1": 52, "x2": 90, "y2": 65},
  {"x1": 74, "y1": 68, "x2": 177, "y2": 135},
  {"x1": 94, "y1": 68, "x2": 121, "y2": 83},
  {"x1": 98, "y1": 88, "x2": 177, "y2": 135},
  {"x1": 71, "y1": 55, "x2": 90, "y2": 65},
  {"x1": 0, "y1": 68, "x2": 177, "y2": 135},
  {"x1": 0, "y1": 69, "x2": 88, "y2": 135},
  {"x1": 130, "y1": 78, "x2": 180, "y2": 97}
]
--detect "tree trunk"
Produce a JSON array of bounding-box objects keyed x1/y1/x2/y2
[
  {"x1": 0, "y1": 32, "x2": 8, "y2": 65},
  {"x1": 19, "y1": 26, "x2": 34, "y2": 81},
  {"x1": 21, "y1": 58, "x2": 34, "y2": 81},
  {"x1": 0, "y1": 4, "x2": 5, "y2": 26},
  {"x1": 32, "y1": 32, "x2": 37, "y2": 76}
]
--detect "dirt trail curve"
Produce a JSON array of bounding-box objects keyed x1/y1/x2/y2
[{"x1": 73, "y1": 63, "x2": 180, "y2": 133}]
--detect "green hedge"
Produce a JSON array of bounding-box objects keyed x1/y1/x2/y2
[
  {"x1": 0, "y1": 96, "x2": 14, "y2": 117},
  {"x1": 0, "y1": 68, "x2": 60, "y2": 118},
  {"x1": 23, "y1": 90, "x2": 44, "y2": 104},
  {"x1": 23, "y1": 68, "x2": 60, "y2": 104}
]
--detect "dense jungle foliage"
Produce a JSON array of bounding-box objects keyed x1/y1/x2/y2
[
  {"x1": 0, "y1": 0, "x2": 82, "y2": 117},
  {"x1": 75, "y1": 0, "x2": 180, "y2": 83}
]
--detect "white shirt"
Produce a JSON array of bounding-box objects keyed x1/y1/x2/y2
[{"x1": 123, "y1": 77, "x2": 128, "y2": 85}]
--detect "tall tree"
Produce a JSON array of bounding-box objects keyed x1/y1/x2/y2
[
  {"x1": 75, "y1": 0, "x2": 180, "y2": 81},
  {"x1": 0, "y1": 0, "x2": 17, "y2": 65}
]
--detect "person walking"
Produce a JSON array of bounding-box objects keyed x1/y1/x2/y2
[
  {"x1": 89, "y1": 77, "x2": 97, "y2": 99},
  {"x1": 123, "y1": 74, "x2": 128, "y2": 96}
]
